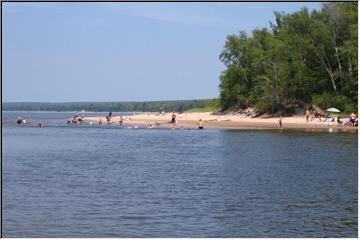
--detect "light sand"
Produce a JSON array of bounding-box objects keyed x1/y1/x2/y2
[{"x1": 77, "y1": 112, "x2": 357, "y2": 130}]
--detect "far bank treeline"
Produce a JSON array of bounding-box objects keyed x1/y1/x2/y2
[
  {"x1": 2, "y1": 99, "x2": 218, "y2": 112},
  {"x1": 218, "y1": 3, "x2": 357, "y2": 114}
]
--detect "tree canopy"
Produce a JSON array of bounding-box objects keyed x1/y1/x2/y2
[{"x1": 219, "y1": 3, "x2": 357, "y2": 114}]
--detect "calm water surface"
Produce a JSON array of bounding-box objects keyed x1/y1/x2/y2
[{"x1": 2, "y1": 112, "x2": 358, "y2": 237}]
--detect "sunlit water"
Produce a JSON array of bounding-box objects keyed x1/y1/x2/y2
[{"x1": 2, "y1": 112, "x2": 358, "y2": 237}]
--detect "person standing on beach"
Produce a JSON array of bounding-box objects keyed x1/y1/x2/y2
[
  {"x1": 337, "y1": 116, "x2": 342, "y2": 126},
  {"x1": 278, "y1": 117, "x2": 282, "y2": 128},
  {"x1": 106, "y1": 112, "x2": 112, "y2": 124},
  {"x1": 119, "y1": 116, "x2": 123, "y2": 125},
  {"x1": 306, "y1": 110, "x2": 310, "y2": 122},
  {"x1": 171, "y1": 112, "x2": 176, "y2": 124},
  {"x1": 198, "y1": 119, "x2": 204, "y2": 129}
]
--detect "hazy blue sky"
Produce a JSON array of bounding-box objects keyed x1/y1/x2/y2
[{"x1": 3, "y1": 2, "x2": 321, "y2": 102}]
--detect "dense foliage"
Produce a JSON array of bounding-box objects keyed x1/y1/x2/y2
[
  {"x1": 219, "y1": 3, "x2": 357, "y2": 114},
  {"x1": 2, "y1": 99, "x2": 217, "y2": 112}
]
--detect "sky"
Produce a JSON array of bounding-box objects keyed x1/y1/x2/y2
[{"x1": 3, "y1": 2, "x2": 321, "y2": 102}]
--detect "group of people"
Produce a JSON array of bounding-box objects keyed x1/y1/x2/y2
[
  {"x1": 305, "y1": 110, "x2": 325, "y2": 122},
  {"x1": 342, "y1": 113, "x2": 358, "y2": 127},
  {"x1": 305, "y1": 109, "x2": 358, "y2": 127},
  {"x1": 169, "y1": 112, "x2": 203, "y2": 130},
  {"x1": 67, "y1": 110, "x2": 85, "y2": 125},
  {"x1": 16, "y1": 117, "x2": 42, "y2": 128}
]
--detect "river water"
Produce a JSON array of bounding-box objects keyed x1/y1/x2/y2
[{"x1": 2, "y1": 111, "x2": 358, "y2": 237}]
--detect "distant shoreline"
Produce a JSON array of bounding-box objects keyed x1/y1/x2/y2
[{"x1": 2, "y1": 99, "x2": 217, "y2": 112}]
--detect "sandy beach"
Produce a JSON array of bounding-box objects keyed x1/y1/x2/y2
[{"x1": 78, "y1": 112, "x2": 357, "y2": 130}]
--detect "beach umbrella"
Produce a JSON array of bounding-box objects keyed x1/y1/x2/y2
[{"x1": 326, "y1": 107, "x2": 341, "y2": 113}]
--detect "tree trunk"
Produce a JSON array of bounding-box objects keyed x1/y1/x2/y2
[
  {"x1": 272, "y1": 62, "x2": 280, "y2": 104},
  {"x1": 348, "y1": 53, "x2": 353, "y2": 76},
  {"x1": 314, "y1": 50, "x2": 337, "y2": 92}
]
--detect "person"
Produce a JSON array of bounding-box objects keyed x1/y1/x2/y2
[
  {"x1": 171, "y1": 112, "x2": 176, "y2": 124},
  {"x1": 72, "y1": 111, "x2": 79, "y2": 124},
  {"x1": 16, "y1": 117, "x2": 23, "y2": 125},
  {"x1": 78, "y1": 116, "x2": 84, "y2": 124},
  {"x1": 106, "y1": 112, "x2": 112, "y2": 123},
  {"x1": 305, "y1": 110, "x2": 310, "y2": 122},
  {"x1": 198, "y1": 119, "x2": 204, "y2": 129},
  {"x1": 337, "y1": 116, "x2": 342, "y2": 126},
  {"x1": 350, "y1": 113, "x2": 356, "y2": 126},
  {"x1": 278, "y1": 117, "x2": 282, "y2": 128},
  {"x1": 326, "y1": 117, "x2": 334, "y2": 126},
  {"x1": 37, "y1": 123, "x2": 42, "y2": 128},
  {"x1": 119, "y1": 116, "x2": 123, "y2": 126},
  {"x1": 147, "y1": 123, "x2": 154, "y2": 129},
  {"x1": 99, "y1": 118, "x2": 102, "y2": 125},
  {"x1": 310, "y1": 113, "x2": 315, "y2": 121},
  {"x1": 315, "y1": 111, "x2": 321, "y2": 122}
]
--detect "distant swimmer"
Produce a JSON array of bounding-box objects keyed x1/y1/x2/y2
[
  {"x1": 147, "y1": 124, "x2": 154, "y2": 129},
  {"x1": 16, "y1": 117, "x2": 23, "y2": 125},
  {"x1": 198, "y1": 119, "x2": 204, "y2": 129}
]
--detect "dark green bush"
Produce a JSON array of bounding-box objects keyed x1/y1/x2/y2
[{"x1": 312, "y1": 93, "x2": 355, "y2": 113}]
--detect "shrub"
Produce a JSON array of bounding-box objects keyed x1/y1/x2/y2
[{"x1": 312, "y1": 93, "x2": 355, "y2": 113}]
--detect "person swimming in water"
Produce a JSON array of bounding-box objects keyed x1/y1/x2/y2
[{"x1": 16, "y1": 117, "x2": 23, "y2": 125}]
